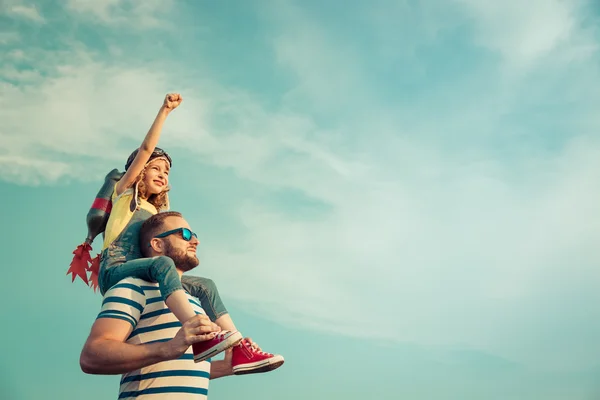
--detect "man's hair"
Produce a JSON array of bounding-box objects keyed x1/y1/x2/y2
[{"x1": 139, "y1": 211, "x2": 183, "y2": 257}]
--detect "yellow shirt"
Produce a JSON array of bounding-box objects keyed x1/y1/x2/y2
[{"x1": 102, "y1": 185, "x2": 157, "y2": 250}]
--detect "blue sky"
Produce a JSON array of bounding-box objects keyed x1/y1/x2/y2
[{"x1": 1, "y1": 0, "x2": 600, "y2": 399}]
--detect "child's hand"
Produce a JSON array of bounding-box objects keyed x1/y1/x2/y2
[{"x1": 163, "y1": 93, "x2": 183, "y2": 111}]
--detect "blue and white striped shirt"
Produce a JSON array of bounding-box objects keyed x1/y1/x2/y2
[{"x1": 97, "y1": 277, "x2": 211, "y2": 399}]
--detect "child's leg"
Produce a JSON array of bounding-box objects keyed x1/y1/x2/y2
[
  {"x1": 214, "y1": 314, "x2": 236, "y2": 332},
  {"x1": 181, "y1": 276, "x2": 235, "y2": 330},
  {"x1": 180, "y1": 276, "x2": 243, "y2": 362},
  {"x1": 180, "y1": 275, "x2": 284, "y2": 373},
  {"x1": 165, "y1": 292, "x2": 197, "y2": 324},
  {"x1": 102, "y1": 256, "x2": 197, "y2": 324},
  {"x1": 144, "y1": 256, "x2": 199, "y2": 324}
]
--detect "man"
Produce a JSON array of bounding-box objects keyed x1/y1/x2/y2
[{"x1": 80, "y1": 211, "x2": 252, "y2": 399}]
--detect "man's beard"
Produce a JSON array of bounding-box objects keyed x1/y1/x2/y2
[{"x1": 164, "y1": 241, "x2": 199, "y2": 272}]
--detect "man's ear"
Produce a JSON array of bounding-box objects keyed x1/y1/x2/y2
[{"x1": 149, "y1": 238, "x2": 165, "y2": 254}]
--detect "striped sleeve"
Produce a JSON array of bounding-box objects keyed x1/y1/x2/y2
[{"x1": 97, "y1": 280, "x2": 147, "y2": 328}]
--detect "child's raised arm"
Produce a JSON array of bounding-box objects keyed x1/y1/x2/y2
[{"x1": 116, "y1": 93, "x2": 183, "y2": 195}]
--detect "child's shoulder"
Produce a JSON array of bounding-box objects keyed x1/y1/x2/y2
[{"x1": 112, "y1": 186, "x2": 134, "y2": 202}]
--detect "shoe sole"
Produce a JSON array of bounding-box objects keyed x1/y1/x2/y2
[
  {"x1": 193, "y1": 331, "x2": 243, "y2": 363},
  {"x1": 233, "y1": 355, "x2": 285, "y2": 375}
]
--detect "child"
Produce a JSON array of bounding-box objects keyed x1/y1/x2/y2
[{"x1": 98, "y1": 93, "x2": 284, "y2": 374}]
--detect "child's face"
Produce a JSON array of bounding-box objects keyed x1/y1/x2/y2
[{"x1": 143, "y1": 159, "x2": 170, "y2": 195}]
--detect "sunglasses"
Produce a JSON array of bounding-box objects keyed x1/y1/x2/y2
[{"x1": 153, "y1": 227, "x2": 198, "y2": 242}]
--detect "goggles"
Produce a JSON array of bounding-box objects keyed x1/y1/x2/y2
[
  {"x1": 125, "y1": 147, "x2": 173, "y2": 171},
  {"x1": 150, "y1": 148, "x2": 172, "y2": 167}
]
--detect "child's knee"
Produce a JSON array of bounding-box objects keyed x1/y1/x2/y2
[{"x1": 150, "y1": 256, "x2": 176, "y2": 274}]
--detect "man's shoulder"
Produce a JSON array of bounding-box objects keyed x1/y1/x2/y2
[{"x1": 97, "y1": 278, "x2": 157, "y2": 327}]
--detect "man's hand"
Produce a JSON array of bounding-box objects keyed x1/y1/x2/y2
[
  {"x1": 163, "y1": 93, "x2": 183, "y2": 111},
  {"x1": 220, "y1": 338, "x2": 260, "y2": 367},
  {"x1": 165, "y1": 314, "x2": 221, "y2": 359},
  {"x1": 210, "y1": 337, "x2": 259, "y2": 379}
]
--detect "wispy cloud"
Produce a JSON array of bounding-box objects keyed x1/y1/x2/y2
[
  {"x1": 65, "y1": 0, "x2": 173, "y2": 28},
  {"x1": 9, "y1": 83, "x2": 169, "y2": 187},
  {"x1": 456, "y1": 0, "x2": 597, "y2": 72},
  {"x1": 196, "y1": 0, "x2": 600, "y2": 370},
  {"x1": 0, "y1": 155, "x2": 71, "y2": 185},
  {"x1": 0, "y1": 31, "x2": 20, "y2": 44},
  {"x1": 4, "y1": 3, "x2": 45, "y2": 23}
]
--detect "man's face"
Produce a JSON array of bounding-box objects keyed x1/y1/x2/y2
[{"x1": 159, "y1": 216, "x2": 200, "y2": 272}]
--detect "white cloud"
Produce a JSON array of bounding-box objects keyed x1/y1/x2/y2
[
  {"x1": 4, "y1": 3, "x2": 44, "y2": 22},
  {"x1": 0, "y1": 57, "x2": 178, "y2": 183},
  {"x1": 183, "y1": 0, "x2": 600, "y2": 371},
  {"x1": 65, "y1": 0, "x2": 120, "y2": 20},
  {"x1": 456, "y1": 0, "x2": 595, "y2": 71},
  {"x1": 65, "y1": 0, "x2": 173, "y2": 28},
  {"x1": 0, "y1": 31, "x2": 20, "y2": 44},
  {"x1": 0, "y1": 155, "x2": 71, "y2": 185},
  {"x1": 269, "y1": 2, "x2": 375, "y2": 116},
  {"x1": 6, "y1": 49, "x2": 26, "y2": 60},
  {"x1": 201, "y1": 133, "x2": 600, "y2": 370}
]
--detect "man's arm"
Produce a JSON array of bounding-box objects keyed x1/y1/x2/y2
[
  {"x1": 210, "y1": 358, "x2": 233, "y2": 380},
  {"x1": 209, "y1": 338, "x2": 261, "y2": 380},
  {"x1": 80, "y1": 314, "x2": 220, "y2": 375}
]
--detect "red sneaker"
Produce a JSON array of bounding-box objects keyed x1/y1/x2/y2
[
  {"x1": 193, "y1": 330, "x2": 242, "y2": 363},
  {"x1": 232, "y1": 338, "x2": 285, "y2": 375}
]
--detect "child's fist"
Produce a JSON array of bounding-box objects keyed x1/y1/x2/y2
[{"x1": 164, "y1": 93, "x2": 183, "y2": 110}]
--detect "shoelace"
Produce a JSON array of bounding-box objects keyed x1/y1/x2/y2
[
  {"x1": 242, "y1": 340, "x2": 273, "y2": 356},
  {"x1": 214, "y1": 330, "x2": 233, "y2": 340}
]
